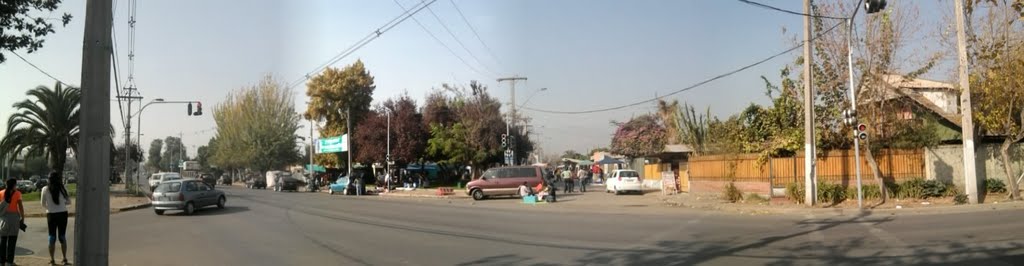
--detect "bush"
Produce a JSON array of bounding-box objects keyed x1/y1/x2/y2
[
  {"x1": 985, "y1": 178, "x2": 1007, "y2": 194},
  {"x1": 954, "y1": 193, "x2": 968, "y2": 205},
  {"x1": 920, "y1": 180, "x2": 947, "y2": 198},
  {"x1": 898, "y1": 179, "x2": 926, "y2": 199},
  {"x1": 817, "y1": 182, "x2": 846, "y2": 205},
  {"x1": 786, "y1": 182, "x2": 804, "y2": 204},
  {"x1": 844, "y1": 184, "x2": 881, "y2": 200},
  {"x1": 723, "y1": 182, "x2": 743, "y2": 203}
]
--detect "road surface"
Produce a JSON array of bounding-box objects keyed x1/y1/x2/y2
[{"x1": 23, "y1": 186, "x2": 1024, "y2": 265}]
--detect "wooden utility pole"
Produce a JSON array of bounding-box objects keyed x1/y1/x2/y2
[
  {"x1": 75, "y1": 0, "x2": 113, "y2": 264},
  {"x1": 803, "y1": 0, "x2": 816, "y2": 206},
  {"x1": 953, "y1": 0, "x2": 980, "y2": 204}
]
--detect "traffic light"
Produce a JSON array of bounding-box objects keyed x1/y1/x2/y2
[
  {"x1": 187, "y1": 103, "x2": 193, "y2": 116},
  {"x1": 501, "y1": 134, "x2": 508, "y2": 149},
  {"x1": 865, "y1": 0, "x2": 887, "y2": 14},
  {"x1": 856, "y1": 123, "x2": 869, "y2": 140},
  {"x1": 193, "y1": 102, "x2": 203, "y2": 116},
  {"x1": 842, "y1": 109, "x2": 858, "y2": 126}
]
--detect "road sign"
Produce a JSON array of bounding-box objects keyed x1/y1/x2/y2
[{"x1": 318, "y1": 134, "x2": 348, "y2": 153}]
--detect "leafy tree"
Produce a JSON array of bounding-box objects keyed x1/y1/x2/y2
[
  {"x1": 353, "y1": 110, "x2": 386, "y2": 164},
  {"x1": 383, "y1": 93, "x2": 428, "y2": 165},
  {"x1": 422, "y1": 89, "x2": 454, "y2": 129},
  {"x1": 967, "y1": 0, "x2": 1024, "y2": 200},
  {"x1": 213, "y1": 75, "x2": 302, "y2": 173},
  {"x1": 160, "y1": 136, "x2": 186, "y2": 171},
  {"x1": 0, "y1": 0, "x2": 72, "y2": 63},
  {"x1": 0, "y1": 83, "x2": 79, "y2": 173},
  {"x1": 113, "y1": 143, "x2": 143, "y2": 176},
  {"x1": 656, "y1": 100, "x2": 682, "y2": 144},
  {"x1": 425, "y1": 82, "x2": 507, "y2": 174},
  {"x1": 561, "y1": 150, "x2": 585, "y2": 160},
  {"x1": 147, "y1": 139, "x2": 163, "y2": 171},
  {"x1": 304, "y1": 60, "x2": 376, "y2": 168},
  {"x1": 610, "y1": 114, "x2": 666, "y2": 158}
]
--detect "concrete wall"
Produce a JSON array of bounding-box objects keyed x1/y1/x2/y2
[{"x1": 925, "y1": 143, "x2": 1024, "y2": 188}]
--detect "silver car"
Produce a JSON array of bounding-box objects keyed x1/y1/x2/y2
[{"x1": 151, "y1": 179, "x2": 226, "y2": 215}]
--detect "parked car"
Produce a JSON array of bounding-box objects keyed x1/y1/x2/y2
[
  {"x1": 278, "y1": 177, "x2": 300, "y2": 192},
  {"x1": 465, "y1": 166, "x2": 545, "y2": 201},
  {"x1": 16, "y1": 180, "x2": 35, "y2": 193},
  {"x1": 151, "y1": 179, "x2": 226, "y2": 215},
  {"x1": 148, "y1": 172, "x2": 182, "y2": 192},
  {"x1": 34, "y1": 179, "x2": 49, "y2": 190},
  {"x1": 219, "y1": 175, "x2": 232, "y2": 185},
  {"x1": 248, "y1": 179, "x2": 267, "y2": 189},
  {"x1": 199, "y1": 174, "x2": 217, "y2": 190},
  {"x1": 329, "y1": 176, "x2": 366, "y2": 195},
  {"x1": 605, "y1": 169, "x2": 643, "y2": 195}
]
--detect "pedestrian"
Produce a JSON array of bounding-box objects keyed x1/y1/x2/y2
[
  {"x1": 576, "y1": 167, "x2": 587, "y2": 192},
  {"x1": 518, "y1": 182, "x2": 535, "y2": 198},
  {"x1": 41, "y1": 172, "x2": 70, "y2": 265},
  {"x1": 0, "y1": 178, "x2": 25, "y2": 266},
  {"x1": 543, "y1": 169, "x2": 557, "y2": 202},
  {"x1": 561, "y1": 167, "x2": 572, "y2": 193}
]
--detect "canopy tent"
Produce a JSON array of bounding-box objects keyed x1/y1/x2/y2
[
  {"x1": 306, "y1": 164, "x2": 326, "y2": 173},
  {"x1": 594, "y1": 156, "x2": 625, "y2": 165},
  {"x1": 561, "y1": 158, "x2": 594, "y2": 166}
]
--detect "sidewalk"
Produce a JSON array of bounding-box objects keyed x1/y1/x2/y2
[
  {"x1": 655, "y1": 191, "x2": 1024, "y2": 216},
  {"x1": 376, "y1": 187, "x2": 470, "y2": 199},
  {"x1": 24, "y1": 184, "x2": 152, "y2": 218}
]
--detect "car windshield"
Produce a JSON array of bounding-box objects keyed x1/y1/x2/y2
[
  {"x1": 619, "y1": 171, "x2": 639, "y2": 178},
  {"x1": 155, "y1": 182, "x2": 181, "y2": 193}
]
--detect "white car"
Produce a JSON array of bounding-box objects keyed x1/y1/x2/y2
[
  {"x1": 149, "y1": 172, "x2": 182, "y2": 192},
  {"x1": 606, "y1": 170, "x2": 643, "y2": 195}
]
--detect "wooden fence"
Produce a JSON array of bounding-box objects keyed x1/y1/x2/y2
[{"x1": 688, "y1": 149, "x2": 926, "y2": 187}]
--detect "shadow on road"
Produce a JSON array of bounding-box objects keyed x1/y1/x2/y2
[
  {"x1": 14, "y1": 246, "x2": 33, "y2": 256},
  {"x1": 164, "y1": 206, "x2": 250, "y2": 217},
  {"x1": 456, "y1": 211, "x2": 1024, "y2": 265}
]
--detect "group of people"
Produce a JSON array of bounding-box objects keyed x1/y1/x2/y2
[
  {"x1": 382, "y1": 169, "x2": 428, "y2": 191},
  {"x1": 0, "y1": 172, "x2": 71, "y2": 266},
  {"x1": 554, "y1": 164, "x2": 602, "y2": 193}
]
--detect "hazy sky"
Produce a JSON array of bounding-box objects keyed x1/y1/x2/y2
[{"x1": 0, "y1": 0, "x2": 954, "y2": 161}]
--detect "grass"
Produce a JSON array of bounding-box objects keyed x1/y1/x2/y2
[{"x1": 21, "y1": 184, "x2": 77, "y2": 202}]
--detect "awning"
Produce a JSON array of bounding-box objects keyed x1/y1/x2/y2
[
  {"x1": 306, "y1": 164, "x2": 326, "y2": 173},
  {"x1": 594, "y1": 156, "x2": 625, "y2": 165}
]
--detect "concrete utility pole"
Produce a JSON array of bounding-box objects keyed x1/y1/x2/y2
[
  {"x1": 497, "y1": 75, "x2": 527, "y2": 165},
  {"x1": 802, "y1": 0, "x2": 816, "y2": 206},
  {"x1": 386, "y1": 109, "x2": 391, "y2": 175},
  {"x1": 75, "y1": 0, "x2": 113, "y2": 264},
  {"x1": 310, "y1": 118, "x2": 314, "y2": 177},
  {"x1": 953, "y1": 0, "x2": 980, "y2": 204},
  {"x1": 347, "y1": 106, "x2": 352, "y2": 178},
  {"x1": 117, "y1": 87, "x2": 141, "y2": 193},
  {"x1": 847, "y1": 18, "x2": 864, "y2": 208}
]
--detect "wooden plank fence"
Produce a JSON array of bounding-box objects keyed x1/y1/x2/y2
[{"x1": 688, "y1": 149, "x2": 926, "y2": 187}]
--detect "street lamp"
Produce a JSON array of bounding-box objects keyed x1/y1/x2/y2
[{"x1": 518, "y1": 87, "x2": 548, "y2": 109}]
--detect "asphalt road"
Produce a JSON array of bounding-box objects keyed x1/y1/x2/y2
[{"x1": 22, "y1": 186, "x2": 1024, "y2": 265}]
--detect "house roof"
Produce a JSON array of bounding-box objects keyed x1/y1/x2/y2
[{"x1": 860, "y1": 74, "x2": 962, "y2": 128}]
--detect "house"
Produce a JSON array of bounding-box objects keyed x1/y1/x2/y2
[{"x1": 860, "y1": 74, "x2": 962, "y2": 141}]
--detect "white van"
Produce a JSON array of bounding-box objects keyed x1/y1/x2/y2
[
  {"x1": 265, "y1": 171, "x2": 292, "y2": 191},
  {"x1": 149, "y1": 172, "x2": 182, "y2": 191}
]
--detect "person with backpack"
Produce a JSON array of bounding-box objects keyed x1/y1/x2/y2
[
  {"x1": 0, "y1": 178, "x2": 25, "y2": 266},
  {"x1": 41, "y1": 172, "x2": 70, "y2": 265}
]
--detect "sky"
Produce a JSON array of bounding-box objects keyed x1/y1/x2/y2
[{"x1": 0, "y1": 0, "x2": 955, "y2": 162}]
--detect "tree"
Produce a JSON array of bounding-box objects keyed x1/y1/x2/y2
[
  {"x1": 383, "y1": 93, "x2": 428, "y2": 165},
  {"x1": 147, "y1": 139, "x2": 163, "y2": 171},
  {"x1": 353, "y1": 110, "x2": 386, "y2": 164},
  {"x1": 212, "y1": 75, "x2": 302, "y2": 173},
  {"x1": 610, "y1": 114, "x2": 667, "y2": 158},
  {"x1": 160, "y1": 136, "x2": 186, "y2": 171},
  {"x1": 425, "y1": 82, "x2": 507, "y2": 174},
  {"x1": 0, "y1": 83, "x2": 80, "y2": 173},
  {"x1": 304, "y1": 60, "x2": 376, "y2": 168},
  {"x1": 113, "y1": 143, "x2": 143, "y2": 177},
  {"x1": 422, "y1": 89, "x2": 454, "y2": 129},
  {"x1": 656, "y1": 100, "x2": 682, "y2": 144},
  {"x1": 561, "y1": 150, "x2": 586, "y2": 160},
  {"x1": 967, "y1": 0, "x2": 1024, "y2": 200},
  {"x1": 0, "y1": 0, "x2": 72, "y2": 63}
]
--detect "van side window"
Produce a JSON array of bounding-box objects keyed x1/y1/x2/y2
[{"x1": 514, "y1": 167, "x2": 535, "y2": 178}]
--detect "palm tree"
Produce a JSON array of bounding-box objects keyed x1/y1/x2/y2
[{"x1": 0, "y1": 82, "x2": 80, "y2": 173}]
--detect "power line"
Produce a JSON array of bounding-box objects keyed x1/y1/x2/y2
[
  {"x1": 449, "y1": 0, "x2": 504, "y2": 72},
  {"x1": 392, "y1": 0, "x2": 494, "y2": 79},
  {"x1": 422, "y1": 0, "x2": 501, "y2": 76},
  {"x1": 10, "y1": 51, "x2": 70, "y2": 87},
  {"x1": 286, "y1": 0, "x2": 438, "y2": 90},
  {"x1": 736, "y1": 0, "x2": 848, "y2": 20},
  {"x1": 522, "y1": 21, "x2": 845, "y2": 115}
]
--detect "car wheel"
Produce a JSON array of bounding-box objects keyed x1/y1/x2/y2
[
  {"x1": 217, "y1": 196, "x2": 226, "y2": 209},
  {"x1": 154, "y1": 209, "x2": 165, "y2": 215},
  {"x1": 471, "y1": 189, "x2": 485, "y2": 201},
  {"x1": 184, "y1": 202, "x2": 196, "y2": 215},
  {"x1": 329, "y1": 189, "x2": 335, "y2": 195}
]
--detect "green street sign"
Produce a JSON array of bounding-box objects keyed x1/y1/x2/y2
[{"x1": 318, "y1": 134, "x2": 348, "y2": 153}]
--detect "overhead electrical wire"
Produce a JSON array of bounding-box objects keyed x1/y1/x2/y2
[
  {"x1": 449, "y1": 0, "x2": 504, "y2": 72},
  {"x1": 10, "y1": 52, "x2": 70, "y2": 87},
  {"x1": 521, "y1": 21, "x2": 845, "y2": 115},
  {"x1": 286, "y1": 0, "x2": 439, "y2": 90},
  {"x1": 736, "y1": 0, "x2": 848, "y2": 20},
  {"x1": 112, "y1": 0, "x2": 128, "y2": 129},
  {"x1": 392, "y1": 0, "x2": 495, "y2": 79},
  {"x1": 421, "y1": 1, "x2": 501, "y2": 76}
]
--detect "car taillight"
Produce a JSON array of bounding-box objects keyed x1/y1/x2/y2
[{"x1": 178, "y1": 194, "x2": 185, "y2": 201}]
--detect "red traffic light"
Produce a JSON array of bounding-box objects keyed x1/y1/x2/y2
[
  {"x1": 193, "y1": 102, "x2": 203, "y2": 116},
  {"x1": 857, "y1": 124, "x2": 868, "y2": 132}
]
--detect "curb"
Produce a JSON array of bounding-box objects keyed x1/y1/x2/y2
[
  {"x1": 659, "y1": 197, "x2": 1024, "y2": 217},
  {"x1": 377, "y1": 192, "x2": 470, "y2": 199},
  {"x1": 24, "y1": 203, "x2": 153, "y2": 218}
]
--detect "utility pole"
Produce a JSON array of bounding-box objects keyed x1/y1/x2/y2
[
  {"x1": 310, "y1": 119, "x2": 314, "y2": 178},
  {"x1": 75, "y1": 0, "x2": 112, "y2": 264},
  {"x1": 497, "y1": 75, "x2": 527, "y2": 165},
  {"x1": 347, "y1": 106, "x2": 352, "y2": 178},
  {"x1": 386, "y1": 109, "x2": 391, "y2": 175},
  {"x1": 117, "y1": 87, "x2": 141, "y2": 193},
  {"x1": 802, "y1": 0, "x2": 816, "y2": 206},
  {"x1": 954, "y1": 0, "x2": 980, "y2": 204},
  {"x1": 847, "y1": 18, "x2": 864, "y2": 209}
]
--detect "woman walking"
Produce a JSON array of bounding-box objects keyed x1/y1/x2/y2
[
  {"x1": 0, "y1": 178, "x2": 25, "y2": 266},
  {"x1": 42, "y1": 172, "x2": 71, "y2": 265}
]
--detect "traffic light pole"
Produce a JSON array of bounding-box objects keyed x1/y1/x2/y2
[{"x1": 847, "y1": 18, "x2": 864, "y2": 209}]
